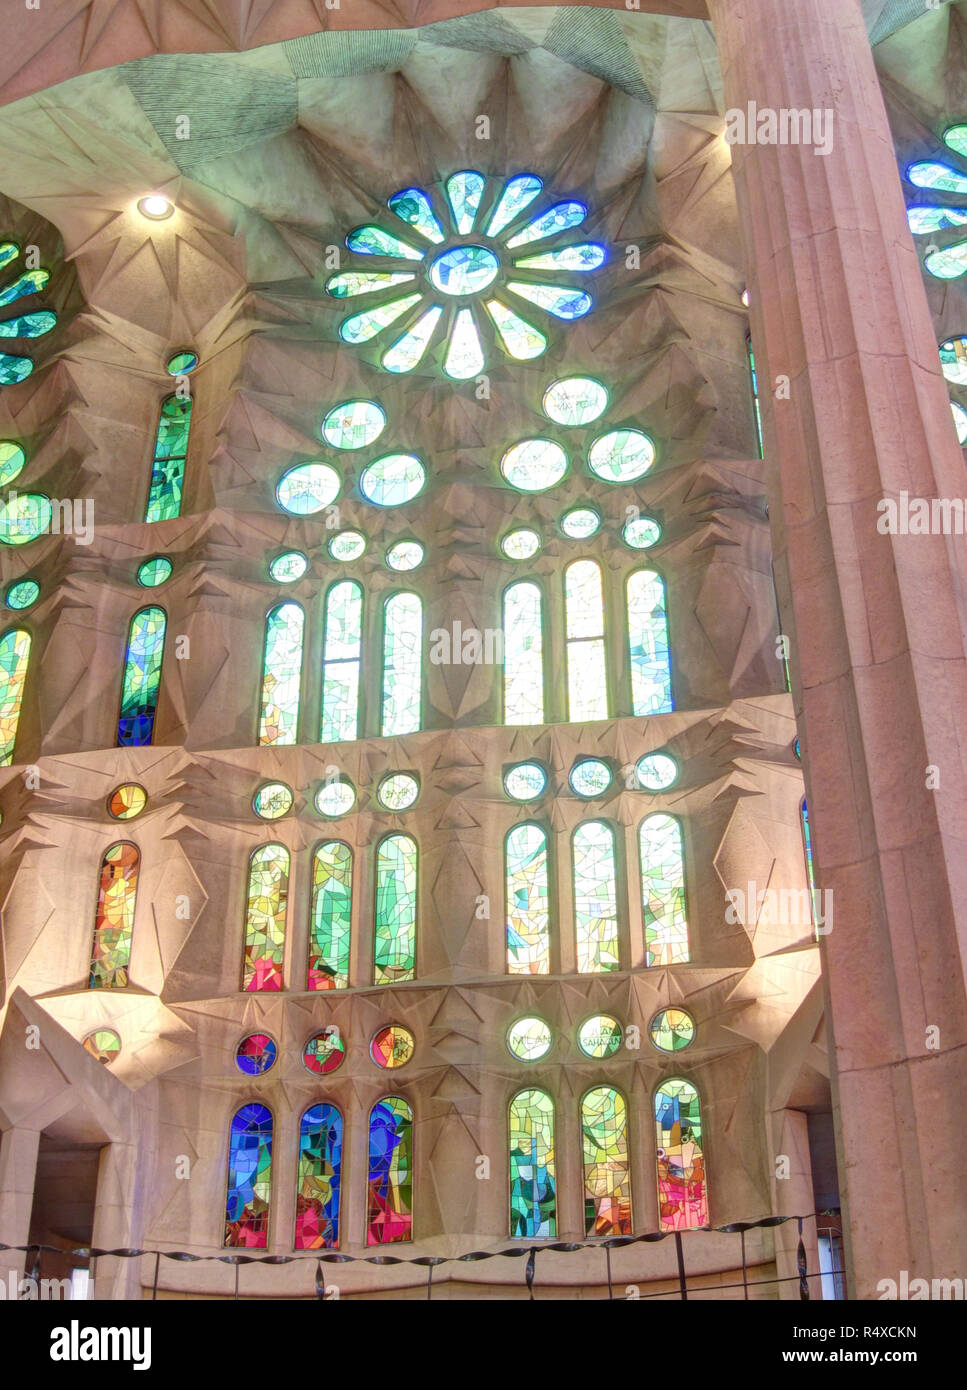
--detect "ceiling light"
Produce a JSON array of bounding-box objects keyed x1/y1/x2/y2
[{"x1": 137, "y1": 195, "x2": 174, "y2": 221}]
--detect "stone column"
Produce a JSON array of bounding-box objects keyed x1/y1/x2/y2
[
  {"x1": 707, "y1": 0, "x2": 967, "y2": 1297},
  {"x1": 91, "y1": 1141, "x2": 141, "y2": 1300},
  {"x1": 0, "y1": 1125, "x2": 40, "y2": 1286}
]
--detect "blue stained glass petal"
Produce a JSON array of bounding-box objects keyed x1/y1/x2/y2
[
  {"x1": 0, "y1": 269, "x2": 50, "y2": 307},
  {"x1": 907, "y1": 206, "x2": 967, "y2": 234},
  {"x1": 388, "y1": 188, "x2": 445, "y2": 244},
  {"x1": 507, "y1": 281, "x2": 591, "y2": 319},
  {"x1": 0, "y1": 311, "x2": 56, "y2": 339},
  {"x1": 446, "y1": 170, "x2": 486, "y2": 234},
  {"x1": 0, "y1": 242, "x2": 19, "y2": 270},
  {"x1": 906, "y1": 161, "x2": 967, "y2": 193},
  {"x1": 507, "y1": 202, "x2": 587, "y2": 248},
  {"x1": 0, "y1": 354, "x2": 33, "y2": 385},
  {"x1": 514, "y1": 244, "x2": 606, "y2": 272},
  {"x1": 486, "y1": 174, "x2": 544, "y2": 237},
  {"x1": 346, "y1": 226, "x2": 425, "y2": 260}
]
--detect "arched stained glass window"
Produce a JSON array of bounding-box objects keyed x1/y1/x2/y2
[
  {"x1": 225, "y1": 1103, "x2": 272, "y2": 1248},
  {"x1": 626, "y1": 570, "x2": 672, "y2": 716},
  {"x1": 89, "y1": 841, "x2": 140, "y2": 988},
  {"x1": 117, "y1": 606, "x2": 166, "y2": 747},
  {"x1": 367, "y1": 1096, "x2": 413, "y2": 1245},
  {"x1": 502, "y1": 580, "x2": 544, "y2": 724},
  {"x1": 295, "y1": 1103, "x2": 342, "y2": 1250},
  {"x1": 746, "y1": 334, "x2": 764, "y2": 458},
  {"x1": 258, "y1": 602, "x2": 303, "y2": 746},
  {"x1": 509, "y1": 1088, "x2": 556, "y2": 1238},
  {"x1": 146, "y1": 394, "x2": 192, "y2": 522},
  {"x1": 242, "y1": 844, "x2": 289, "y2": 991},
  {"x1": 308, "y1": 840, "x2": 352, "y2": 990},
  {"x1": 639, "y1": 813, "x2": 689, "y2": 966},
  {"x1": 801, "y1": 798, "x2": 816, "y2": 895},
  {"x1": 582, "y1": 1085, "x2": 632, "y2": 1237},
  {"x1": 374, "y1": 833, "x2": 416, "y2": 984},
  {"x1": 505, "y1": 823, "x2": 550, "y2": 975},
  {"x1": 573, "y1": 820, "x2": 620, "y2": 974},
  {"x1": 321, "y1": 580, "x2": 362, "y2": 742},
  {"x1": 655, "y1": 1078, "x2": 707, "y2": 1231},
  {"x1": 0, "y1": 627, "x2": 30, "y2": 765},
  {"x1": 564, "y1": 559, "x2": 608, "y2": 721},
  {"x1": 381, "y1": 592, "x2": 422, "y2": 736}
]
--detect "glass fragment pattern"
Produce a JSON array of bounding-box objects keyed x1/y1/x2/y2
[
  {"x1": 258, "y1": 602, "x2": 303, "y2": 746},
  {"x1": 0, "y1": 627, "x2": 30, "y2": 764},
  {"x1": 370, "y1": 1024, "x2": 415, "y2": 1069},
  {"x1": 381, "y1": 592, "x2": 422, "y2": 736},
  {"x1": 315, "y1": 779, "x2": 356, "y2": 817},
  {"x1": 564, "y1": 559, "x2": 608, "y2": 722},
  {"x1": 386, "y1": 540, "x2": 424, "y2": 571},
  {"x1": 906, "y1": 160, "x2": 967, "y2": 192},
  {"x1": 505, "y1": 823, "x2": 550, "y2": 974},
  {"x1": 389, "y1": 187, "x2": 445, "y2": 243},
  {"x1": 627, "y1": 570, "x2": 672, "y2": 715},
  {"x1": 0, "y1": 492, "x2": 52, "y2": 545},
  {"x1": 503, "y1": 581, "x2": 544, "y2": 725},
  {"x1": 569, "y1": 758, "x2": 612, "y2": 798},
  {"x1": 577, "y1": 1014, "x2": 622, "y2": 1059},
  {"x1": 367, "y1": 1097, "x2": 413, "y2": 1245},
  {"x1": 146, "y1": 395, "x2": 191, "y2": 522},
  {"x1": 650, "y1": 1007, "x2": 695, "y2": 1052},
  {"x1": 321, "y1": 580, "x2": 362, "y2": 743},
  {"x1": 500, "y1": 437, "x2": 567, "y2": 491},
  {"x1": 623, "y1": 515, "x2": 662, "y2": 549},
  {"x1": 560, "y1": 506, "x2": 600, "y2": 539},
  {"x1": 253, "y1": 782, "x2": 293, "y2": 819},
  {"x1": 0, "y1": 242, "x2": 55, "y2": 386},
  {"x1": 118, "y1": 605, "x2": 166, "y2": 747},
  {"x1": 582, "y1": 1086, "x2": 632, "y2": 1237},
  {"x1": 444, "y1": 307, "x2": 485, "y2": 379},
  {"x1": 89, "y1": 842, "x2": 139, "y2": 988},
  {"x1": 166, "y1": 350, "x2": 198, "y2": 376},
  {"x1": 235, "y1": 1033, "x2": 277, "y2": 1075},
  {"x1": 0, "y1": 441, "x2": 25, "y2": 486},
  {"x1": 296, "y1": 1104, "x2": 342, "y2": 1250},
  {"x1": 360, "y1": 453, "x2": 426, "y2": 507},
  {"x1": 573, "y1": 820, "x2": 620, "y2": 973},
  {"x1": 374, "y1": 833, "x2": 417, "y2": 984},
  {"x1": 940, "y1": 336, "x2": 967, "y2": 384},
  {"x1": 507, "y1": 1017, "x2": 553, "y2": 1061},
  {"x1": 5, "y1": 579, "x2": 38, "y2": 609},
  {"x1": 382, "y1": 306, "x2": 443, "y2": 373},
  {"x1": 242, "y1": 844, "x2": 289, "y2": 992},
  {"x1": 82, "y1": 1029, "x2": 121, "y2": 1065},
  {"x1": 276, "y1": 462, "x2": 340, "y2": 515},
  {"x1": 137, "y1": 556, "x2": 172, "y2": 587},
  {"x1": 503, "y1": 762, "x2": 546, "y2": 801},
  {"x1": 907, "y1": 206, "x2": 967, "y2": 233},
  {"x1": 377, "y1": 772, "x2": 419, "y2": 811},
  {"x1": 506, "y1": 201, "x2": 587, "y2": 247},
  {"x1": 329, "y1": 531, "x2": 366, "y2": 562},
  {"x1": 639, "y1": 813, "x2": 689, "y2": 966},
  {"x1": 485, "y1": 298, "x2": 547, "y2": 359},
  {"x1": 500, "y1": 527, "x2": 541, "y2": 560},
  {"x1": 509, "y1": 1089, "x2": 556, "y2": 1238},
  {"x1": 925, "y1": 242, "x2": 967, "y2": 279},
  {"x1": 108, "y1": 783, "x2": 146, "y2": 820},
  {"x1": 636, "y1": 752, "x2": 677, "y2": 790},
  {"x1": 225, "y1": 1104, "x2": 272, "y2": 1248},
  {"x1": 268, "y1": 551, "x2": 307, "y2": 583},
  {"x1": 430, "y1": 245, "x2": 499, "y2": 295},
  {"x1": 321, "y1": 399, "x2": 386, "y2": 450},
  {"x1": 308, "y1": 841, "x2": 352, "y2": 990},
  {"x1": 655, "y1": 1079, "x2": 707, "y2": 1231},
  {"x1": 587, "y1": 428, "x2": 655, "y2": 483},
  {"x1": 302, "y1": 1029, "x2": 346, "y2": 1075},
  {"x1": 446, "y1": 170, "x2": 486, "y2": 233},
  {"x1": 516, "y1": 244, "x2": 606, "y2": 272},
  {"x1": 327, "y1": 268, "x2": 418, "y2": 295},
  {"x1": 487, "y1": 175, "x2": 543, "y2": 236},
  {"x1": 507, "y1": 281, "x2": 591, "y2": 319},
  {"x1": 339, "y1": 294, "x2": 422, "y2": 343}
]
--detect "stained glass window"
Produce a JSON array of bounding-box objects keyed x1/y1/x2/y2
[
  {"x1": 582, "y1": 1086, "x2": 632, "y2": 1237},
  {"x1": 321, "y1": 580, "x2": 362, "y2": 743},
  {"x1": 650, "y1": 1007, "x2": 695, "y2": 1052},
  {"x1": 0, "y1": 627, "x2": 30, "y2": 764},
  {"x1": 386, "y1": 540, "x2": 424, "y2": 571},
  {"x1": 367, "y1": 1096, "x2": 413, "y2": 1245},
  {"x1": 381, "y1": 592, "x2": 422, "y2": 736},
  {"x1": 503, "y1": 762, "x2": 546, "y2": 801},
  {"x1": 639, "y1": 813, "x2": 689, "y2": 967},
  {"x1": 108, "y1": 783, "x2": 146, "y2": 820},
  {"x1": 252, "y1": 782, "x2": 293, "y2": 819},
  {"x1": 117, "y1": 606, "x2": 166, "y2": 747},
  {"x1": 655, "y1": 1078, "x2": 708, "y2": 1230},
  {"x1": 636, "y1": 752, "x2": 678, "y2": 790},
  {"x1": 308, "y1": 840, "x2": 352, "y2": 990},
  {"x1": 321, "y1": 399, "x2": 386, "y2": 449},
  {"x1": 370, "y1": 1024, "x2": 415, "y2": 1069},
  {"x1": 543, "y1": 376, "x2": 608, "y2": 425},
  {"x1": 377, "y1": 772, "x2": 419, "y2": 810},
  {"x1": 302, "y1": 1029, "x2": 346, "y2": 1075},
  {"x1": 509, "y1": 1088, "x2": 556, "y2": 1238},
  {"x1": 268, "y1": 550, "x2": 307, "y2": 582},
  {"x1": 360, "y1": 454, "x2": 426, "y2": 507},
  {"x1": 747, "y1": 334, "x2": 764, "y2": 457},
  {"x1": 145, "y1": 394, "x2": 191, "y2": 522},
  {"x1": 501, "y1": 527, "x2": 541, "y2": 560},
  {"x1": 587, "y1": 429, "x2": 655, "y2": 483},
  {"x1": 507, "y1": 1017, "x2": 553, "y2": 1061},
  {"x1": 501, "y1": 438, "x2": 567, "y2": 492},
  {"x1": 374, "y1": 833, "x2": 417, "y2": 984},
  {"x1": 627, "y1": 570, "x2": 672, "y2": 716},
  {"x1": 0, "y1": 492, "x2": 51, "y2": 545},
  {"x1": 569, "y1": 758, "x2": 612, "y2": 798},
  {"x1": 505, "y1": 823, "x2": 550, "y2": 974},
  {"x1": 137, "y1": 556, "x2": 172, "y2": 587},
  {"x1": 258, "y1": 602, "x2": 303, "y2": 746},
  {"x1": 623, "y1": 515, "x2": 662, "y2": 550},
  {"x1": 801, "y1": 797, "x2": 817, "y2": 901},
  {"x1": 577, "y1": 1014, "x2": 623, "y2": 1059},
  {"x1": 235, "y1": 1033, "x2": 277, "y2": 1075},
  {"x1": 277, "y1": 462, "x2": 341, "y2": 515},
  {"x1": 329, "y1": 531, "x2": 365, "y2": 562},
  {"x1": 242, "y1": 844, "x2": 289, "y2": 991},
  {"x1": 560, "y1": 506, "x2": 600, "y2": 539},
  {"x1": 0, "y1": 241, "x2": 56, "y2": 385},
  {"x1": 295, "y1": 1103, "x2": 342, "y2": 1250},
  {"x1": 315, "y1": 778, "x2": 356, "y2": 817},
  {"x1": 503, "y1": 581, "x2": 544, "y2": 725},
  {"x1": 573, "y1": 820, "x2": 620, "y2": 973},
  {"x1": 82, "y1": 1029, "x2": 121, "y2": 1064},
  {"x1": 89, "y1": 842, "x2": 140, "y2": 988},
  {"x1": 225, "y1": 1103, "x2": 272, "y2": 1248},
  {"x1": 4, "y1": 579, "x2": 38, "y2": 610},
  {"x1": 0, "y1": 441, "x2": 25, "y2": 486},
  {"x1": 564, "y1": 559, "x2": 608, "y2": 722}
]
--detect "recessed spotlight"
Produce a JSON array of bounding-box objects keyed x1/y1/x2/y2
[
  {"x1": 741, "y1": 287, "x2": 750, "y2": 307},
  {"x1": 137, "y1": 195, "x2": 174, "y2": 221}
]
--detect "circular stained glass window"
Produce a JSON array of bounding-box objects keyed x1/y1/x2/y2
[
  {"x1": 276, "y1": 463, "x2": 341, "y2": 515},
  {"x1": 587, "y1": 429, "x2": 656, "y2": 483},
  {"x1": 0, "y1": 441, "x2": 26, "y2": 487},
  {"x1": 235, "y1": 1033, "x2": 278, "y2": 1075},
  {"x1": 329, "y1": 531, "x2": 366, "y2": 562},
  {"x1": 315, "y1": 779, "x2": 356, "y2": 817},
  {"x1": 793, "y1": 738, "x2": 801, "y2": 760},
  {"x1": 623, "y1": 515, "x2": 662, "y2": 549},
  {"x1": 377, "y1": 773, "x2": 419, "y2": 811},
  {"x1": 577, "y1": 1014, "x2": 623, "y2": 1059},
  {"x1": 507, "y1": 1017, "x2": 553, "y2": 1061},
  {"x1": 542, "y1": 376, "x2": 608, "y2": 426},
  {"x1": 82, "y1": 1029, "x2": 121, "y2": 1065},
  {"x1": 650, "y1": 1008, "x2": 696, "y2": 1053},
  {"x1": 137, "y1": 556, "x2": 172, "y2": 587},
  {"x1": 504, "y1": 762, "x2": 547, "y2": 801},
  {"x1": 166, "y1": 350, "x2": 198, "y2": 375},
  {"x1": 108, "y1": 784, "x2": 147, "y2": 820},
  {"x1": 360, "y1": 453, "x2": 426, "y2": 506},
  {"x1": 636, "y1": 753, "x2": 678, "y2": 791},
  {"x1": 429, "y1": 245, "x2": 500, "y2": 296},
  {"x1": 321, "y1": 400, "x2": 386, "y2": 450},
  {"x1": 569, "y1": 758, "x2": 612, "y2": 798},
  {"x1": 500, "y1": 438, "x2": 567, "y2": 492},
  {"x1": 940, "y1": 337, "x2": 967, "y2": 385},
  {"x1": 269, "y1": 550, "x2": 308, "y2": 582},
  {"x1": 386, "y1": 539, "x2": 424, "y2": 571},
  {"x1": 253, "y1": 782, "x2": 293, "y2": 819},
  {"x1": 500, "y1": 527, "x2": 541, "y2": 560},
  {"x1": 303, "y1": 1029, "x2": 347, "y2": 1075},
  {"x1": 0, "y1": 493, "x2": 52, "y2": 546},
  {"x1": 370, "y1": 1024, "x2": 415, "y2": 1069},
  {"x1": 953, "y1": 401, "x2": 967, "y2": 445},
  {"x1": 5, "y1": 578, "x2": 39, "y2": 609},
  {"x1": 560, "y1": 506, "x2": 600, "y2": 539}
]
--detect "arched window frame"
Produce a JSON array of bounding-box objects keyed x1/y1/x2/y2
[
  {"x1": 89, "y1": 839, "x2": 140, "y2": 989},
  {"x1": 653, "y1": 1076, "x2": 708, "y2": 1232},
  {"x1": 242, "y1": 842, "x2": 290, "y2": 992},
  {"x1": 501, "y1": 576, "x2": 546, "y2": 725},
  {"x1": 380, "y1": 589, "x2": 423, "y2": 737},
  {"x1": 295, "y1": 1101, "x2": 343, "y2": 1250},
  {"x1": 580, "y1": 1082, "x2": 633, "y2": 1238},
  {"x1": 366, "y1": 1094, "x2": 413, "y2": 1246},
  {"x1": 224, "y1": 1101, "x2": 273, "y2": 1249},
  {"x1": 638, "y1": 810, "x2": 690, "y2": 967},
  {"x1": 571, "y1": 817, "x2": 621, "y2": 974},
  {"x1": 508, "y1": 1086, "x2": 556, "y2": 1239},
  {"x1": 258, "y1": 600, "x2": 305, "y2": 747},
  {"x1": 625, "y1": 567, "x2": 673, "y2": 717},
  {"x1": 373, "y1": 831, "x2": 417, "y2": 985},
  {"x1": 504, "y1": 819, "x2": 552, "y2": 975},
  {"x1": 307, "y1": 837, "x2": 353, "y2": 991},
  {"x1": 563, "y1": 557, "x2": 609, "y2": 722},
  {"x1": 0, "y1": 624, "x2": 31, "y2": 766},
  {"x1": 320, "y1": 578, "x2": 363, "y2": 743},
  {"x1": 117, "y1": 604, "x2": 167, "y2": 747}
]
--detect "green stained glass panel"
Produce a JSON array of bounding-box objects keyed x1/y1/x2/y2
[
  {"x1": 0, "y1": 627, "x2": 30, "y2": 764},
  {"x1": 339, "y1": 294, "x2": 422, "y2": 343},
  {"x1": 117, "y1": 606, "x2": 166, "y2": 746},
  {"x1": 0, "y1": 311, "x2": 56, "y2": 338},
  {"x1": 326, "y1": 271, "x2": 416, "y2": 298},
  {"x1": 381, "y1": 592, "x2": 422, "y2": 736},
  {"x1": 0, "y1": 493, "x2": 52, "y2": 546},
  {"x1": 381, "y1": 306, "x2": 442, "y2": 372},
  {"x1": 385, "y1": 540, "x2": 424, "y2": 571},
  {"x1": 582, "y1": 1086, "x2": 632, "y2": 1237},
  {"x1": 276, "y1": 463, "x2": 340, "y2": 515},
  {"x1": 321, "y1": 580, "x2": 362, "y2": 743},
  {"x1": 308, "y1": 840, "x2": 352, "y2": 990},
  {"x1": 500, "y1": 527, "x2": 541, "y2": 560},
  {"x1": 587, "y1": 428, "x2": 656, "y2": 483},
  {"x1": 505, "y1": 823, "x2": 549, "y2": 974},
  {"x1": 515, "y1": 243, "x2": 606, "y2": 272},
  {"x1": 908, "y1": 206, "x2": 967, "y2": 233},
  {"x1": 388, "y1": 187, "x2": 445, "y2": 243},
  {"x1": 0, "y1": 268, "x2": 49, "y2": 306},
  {"x1": 329, "y1": 531, "x2": 366, "y2": 562},
  {"x1": 623, "y1": 515, "x2": 662, "y2": 549},
  {"x1": 507, "y1": 201, "x2": 587, "y2": 248},
  {"x1": 444, "y1": 308, "x2": 484, "y2": 380},
  {"x1": 0, "y1": 441, "x2": 25, "y2": 486},
  {"x1": 906, "y1": 160, "x2": 967, "y2": 193},
  {"x1": 446, "y1": 170, "x2": 486, "y2": 234},
  {"x1": 321, "y1": 400, "x2": 386, "y2": 450},
  {"x1": 639, "y1": 813, "x2": 689, "y2": 967},
  {"x1": 509, "y1": 1089, "x2": 556, "y2": 1238},
  {"x1": 374, "y1": 833, "x2": 417, "y2": 983},
  {"x1": 500, "y1": 438, "x2": 567, "y2": 492},
  {"x1": 258, "y1": 602, "x2": 304, "y2": 746},
  {"x1": 360, "y1": 454, "x2": 425, "y2": 507},
  {"x1": 543, "y1": 376, "x2": 608, "y2": 426},
  {"x1": 573, "y1": 820, "x2": 620, "y2": 973},
  {"x1": 5, "y1": 579, "x2": 38, "y2": 610},
  {"x1": 506, "y1": 281, "x2": 591, "y2": 320},
  {"x1": 242, "y1": 844, "x2": 289, "y2": 991},
  {"x1": 627, "y1": 570, "x2": 672, "y2": 715},
  {"x1": 137, "y1": 556, "x2": 172, "y2": 587},
  {"x1": 268, "y1": 550, "x2": 307, "y2": 583},
  {"x1": 253, "y1": 782, "x2": 293, "y2": 820},
  {"x1": 146, "y1": 395, "x2": 191, "y2": 523},
  {"x1": 925, "y1": 240, "x2": 967, "y2": 279},
  {"x1": 346, "y1": 226, "x2": 424, "y2": 260},
  {"x1": 560, "y1": 507, "x2": 600, "y2": 539},
  {"x1": 507, "y1": 1017, "x2": 552, "y2": 1061}
]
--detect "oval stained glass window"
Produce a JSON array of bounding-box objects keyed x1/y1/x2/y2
[
  {"x1": 82, "y1": 1029, "x2": 121, "y2": 1065},
  {"x1": 569, "y1": 759, "x2": 612, "y2": 798},
  {"x1": 137, "y1": 557, "x2": 173, "y2": 587},
  {"x1": 429, "y1": 245, "x2": 500, "y2": 295},
  {"x1": 587, "y1": 429, "x2": 656, "y2": 483},
  {"x1": 321, "y1": 400, "x2": 386, "y2": 450},
  {"x1": 0, "y1": 441, "x2": 26, "y2": 487},
  {"x1": 386, "y1": 540, "x2": 424, "y2": 571},
  {"x1": 953, "y1": 401, "x2": 967, "y2": 445},
  {"x1": 166, "y1": 350, "x2": 198, "y2": 375},
  {"x1": 253, "y1": 782, "x2": 294, "y2": 819},
  {"x1": 504, "y1": 762, "x2": 546, "y2": 801},
  {"x1": 5, "y1": 578, "x2": 38, "y2": 609},
  {"x1": 315, "y1": 779, "x2": 356, "y2": 817},
  {"x1": 577, "y1": 1014, "x2": 623, "y2": 1059},
  {"x1": 370, "y1": 1024, "x2": 415, "y2": 1069},
  {"x1": 108, "y1": 784, "x2": 147, "y2": 820},
  {"x1": 507, "y1": 1017, "x2": 553, "y2": 1061},
  {"x1": 268, "y1": 551, "x2": 308, "y2": 583},
  {"x1": 0, "y1": 493, "x2": 52, "y2": 546},
  {"x1": 329, "y1": 531, "x2": 366, "y2": 562},
  {"x1": 377, "y1": 773, "x2": 419, "y2": 811},
  {"x1": 650, "y1": 1008, "x2": 696, "y2": 1053},
  {"x1": 303, "y1": 1029, "x2": 347, "y2": 1075},
  {"x1": 500, "y1": 527, "x2": 541, "y2": 560},
  {"x1": 636, "y1": 753, "x2": 678, "y2": 790},
  {"x1": 560, "y1": 507, "x2": 600, "y2": 539},
  {"x1": 623, "y1": 516, "x2": 662, "y2": 549},
  {"x1": 276, "y1": 463, "x2": 341, "y2": 515},
  {"x1": 542, "y1": 377, "x2": 608, "y2": 425},
  {"x1": 235, "y1": 1033, "x2": 278, "y2": 1075},
  {"x1": 500, "y1": 438, "x2": 567, "y2": 492},
  {"x1": 360, "y1": 454, "x2": 426, "y2": 506}
]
